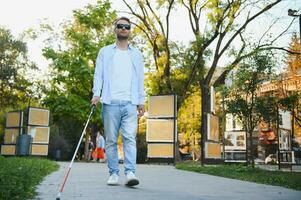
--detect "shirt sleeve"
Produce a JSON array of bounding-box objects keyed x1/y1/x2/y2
[
  {"x1": 92, "y1": 49, "x2": 104, "y2": 97},
  {"x1": 138, "y1": 50, "x2": 145, "y2": 105}
]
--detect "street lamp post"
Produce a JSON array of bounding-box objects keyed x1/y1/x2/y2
[{"x1": 288, "y1": 9, "x2": 301, "y2": 47}]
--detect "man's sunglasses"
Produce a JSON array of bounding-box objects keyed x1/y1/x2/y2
[{"x1": 116, "y1": 24, "x2": 131, "y2": 30}]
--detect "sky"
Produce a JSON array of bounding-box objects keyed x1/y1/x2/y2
[{"x1": 0, "y1": 0, "x2": 300, "y2": 76}]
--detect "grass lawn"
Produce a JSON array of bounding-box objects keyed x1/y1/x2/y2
[
  {"x1": 0, "y1": 156, "x2": 59, "y2": 200},
  {"x1": 176, "y1": 162, "x2": 301, "y2": 191}
]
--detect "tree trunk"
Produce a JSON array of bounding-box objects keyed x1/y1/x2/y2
[
  {"x1": 84, "y1": 132, "x2": 90, "y2": 161},
  {"x1": 244, "y1": 119, "x2": 248, "y2": 165},
  {"x1": 246, "y1": 116, "x2": 255, "y2": 167},
  {"x1": 91, "y1": 122, "x2": 98, "y2": 148},
  {"x1": 249, "y1": 129, "x2": 255, "y2": 168},
  {"x1": 200, "y1": 81, "x2": 210, "y2": 165},
  {"x1": 0, "y1": 81, "x2": 4, "y2": 112}
]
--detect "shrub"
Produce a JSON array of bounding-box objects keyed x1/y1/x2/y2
[{"x1": 0, "y1": 156, "x2": 58, "y2": 200}]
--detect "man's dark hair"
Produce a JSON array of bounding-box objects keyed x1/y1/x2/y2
[{"x1": 114, "y1": 16, "x2": 131, "y2": 25}]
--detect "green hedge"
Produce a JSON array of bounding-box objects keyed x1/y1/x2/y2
[
  {"x1": 176, "y1": 162, "x2": 301, "y2": 191},
  {"x1": 0, "y1": 156, "x2": 59, "y2": 200}
]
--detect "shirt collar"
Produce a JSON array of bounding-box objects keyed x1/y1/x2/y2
[{"x1": 113, "y1": 42, "x2": 133, "y2": 50}]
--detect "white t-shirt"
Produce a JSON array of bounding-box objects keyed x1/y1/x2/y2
[{"x1": 111, "y1": 48, "x2": 133, "y2": 101}]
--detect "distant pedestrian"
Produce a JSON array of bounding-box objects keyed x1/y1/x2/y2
[{"x1": 96, "y1": 131, "x2": 106, "y2": 162}]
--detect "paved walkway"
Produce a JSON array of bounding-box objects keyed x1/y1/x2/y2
[{"x1": 33, "y1": 162, "x2": 301, "y2": 200}]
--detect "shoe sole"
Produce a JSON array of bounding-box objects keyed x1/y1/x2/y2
[
  {"x1": 107, "y1": 183, "x2": 118, "y2": 186},
  {"x1": 125, "y1": 179, "x2": 139, "y2": 187}
]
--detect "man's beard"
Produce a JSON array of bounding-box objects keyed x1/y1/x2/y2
[{"x1": 117, "y1": 33, "x2": 129, "y2": 41}]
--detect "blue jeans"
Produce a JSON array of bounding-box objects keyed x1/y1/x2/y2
[{"x1": 102, "y1": 100, "x2": 137, "y2": 175}]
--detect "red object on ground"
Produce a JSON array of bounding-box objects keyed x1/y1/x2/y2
[{"x1": 94, "y1": 147, "x2": 104, "y2": 159}]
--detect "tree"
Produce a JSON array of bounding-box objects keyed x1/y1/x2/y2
[
  {"x1": 0, "y1": 27, "x2": 37, "y2": 143},
  {"x1": 284, "y1": 33, "x2": 301, "y2": 78},
  {"x1": 0, "y1": 27, "x2": 36, "y2": 111},
  {"x1": 279, "y1": 33, "x2": 301, "y2": 139},
  {"x1": 122, "y1": 0, "x2": 177, "y2": 95},
  {"x1": 178, "y1": 87, "x2": 201, "y2": 160},
  {"x1": 38, "y1": 0, "x2": 116, "y2": 159},
  {"x1": 225, "y1": 52, "x2": 277, "y2": 167},
  {"x1": 122, "y1": 0, "x2": 293, "y2": 164},
  {"x1": 230, "y1": 33, "x2": 301, "y2": 166},
  {"x1": 279, "y1": 92, "x2": 301, "y2": 135}
]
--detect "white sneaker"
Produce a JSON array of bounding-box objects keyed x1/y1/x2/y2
[
  {"x1": 125, "y1": 171, "x2": 139, "y2": 186},
  {"x1": 107, "y1": 174, "x2": 119, "y2": 185}
]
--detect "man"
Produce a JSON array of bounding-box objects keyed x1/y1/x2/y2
[{"x1": 91, "y1": 16, "x2": 145, "y2": 187}]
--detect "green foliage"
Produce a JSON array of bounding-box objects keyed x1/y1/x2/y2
[
  {"x1": 41, "y1": 0, "x2": 116, "y2": 123},
  {"x1": 137, "y1": 117, "x2": 147, "y2": 163},
  {"x1": 225, "y1": 51, "x2": 278, "y2": 166},
  {"x1": 255, "y1": 95, "x2": 278, "y2": 123},
  {"x1": 178, "y1": 88, "x2": 201, "y2": 154},
  {"x1": 205, "y1": 0, "x2": 241, "y2": 32},
  {"x1": 0, "y1": 27, "x2": 38, "y2": 144},
  {"x1": 279, "y1": 92, "x2": 301, "y2": 112},
  {"x1": 37, "y1": 1, "x2": 116, "y2": 156},
  {"x1": 226, "y1": 51, "x2": 277, "y2": 124},
  {"x1": 143, "y1": 38, "x2": 208, "y2": 108},
  {"x1": 130, "y1": 1, "x2": 192, "y2": 99},
  {"x1": 0, "y1": 156, "x2": 58, "y2": 200},
  {"x1": 176, "y1": 162, "x2": 301, "y2": 191},
  {"x1": 0, "y1": 27, "x2": 36, "y2": 110},
  {"x1": 0, "y1": 28, "x2": 33, "y2": 109},
  {"x1": 278, "y1": 91, "x2": 301, "y2": 130},
  {"x1": 47, "y1": 123, "x2": 73, "y2": 160}
]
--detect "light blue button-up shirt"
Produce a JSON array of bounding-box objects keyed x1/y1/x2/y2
[{"x1": 92, "y1": 43, "x2": 145, "y2": 105}]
